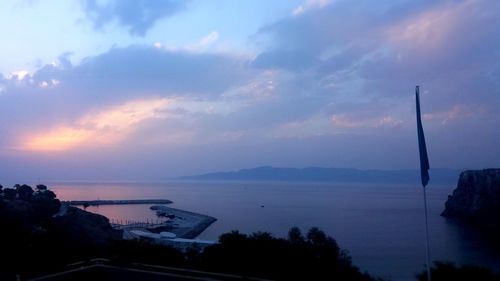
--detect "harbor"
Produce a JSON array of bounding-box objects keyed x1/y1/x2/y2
[
  {"x1": 69, "y1": 198, "x2": 218, "y2": 251},
  {"x1": 115, "y1": 205, "x2": 217, "y2": 251}
]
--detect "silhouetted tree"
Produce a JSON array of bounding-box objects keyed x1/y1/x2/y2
[
  {"x1": 249, "y1": 231, "x2": 273, "y2": 241},
  {"x1": 17, "y1": 185, "x2": 34, "y2": 200},
  {"x1": 109, "y1": 239, "x2": 185, "y2": 267},
  {"x1": 218, "y1": 230, "x2": 248, "y2": 245},
  {"x1": 306, "y1": 227, "x2": 341, "y2": 267},
  {"x1": 3, "y1": 188, "x2": 16, "y2": 199},
  {"x1": 36, "y1": 184, "x2": 48, "y2": 192},
  {"x1": 198, "y1": 227, "x2": 374, "y2": 281},
  {"x1": 417, "y1": 262, "x2": 500, "y2": 281},
  {"x1": 185, "y1": 243, "x2": 201, "y2": 263},
  {"x1": 288, "y1": 226, "x2": 305, "y2": 244},
  {"x1": 307, "y1": 226, "x2": 327, "y2": 244},
  {"x1": 32, "y1": 189, "x2": 60, "y2": 218},
  {"x1": 38, "y1": 189, "x2": 57, "y2": 200}
]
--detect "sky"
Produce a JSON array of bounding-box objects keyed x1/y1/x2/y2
[{"x1": 0, "y1": 0, "x2": 499, "y2": 181}]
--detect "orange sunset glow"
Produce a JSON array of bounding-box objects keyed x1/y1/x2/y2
[{"x1": 21, "y1": 98, "x2": 174, "y2": 152}]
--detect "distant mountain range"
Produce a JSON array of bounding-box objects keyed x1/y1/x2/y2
[{"x1": 178, "y1": 166, "x2": 463, "y2": 185}]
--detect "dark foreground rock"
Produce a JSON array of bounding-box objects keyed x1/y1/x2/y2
[
  {"x1": 0, "y1": 184, "x2": 123, "y2": 280},
  {"x1": 52, "y1": 205, "x2": 122, "y2": 249},
  {"x1": 442, "y1": 169, "x2": 500, "y2": 227}
]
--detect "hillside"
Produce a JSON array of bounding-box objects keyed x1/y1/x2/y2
[{"x1": 179, "y1": 166, "x2": 462, "y2": 184}]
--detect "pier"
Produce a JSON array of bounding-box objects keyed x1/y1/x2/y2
[
  {"x1": 149, "y1": 205, "x2": 217, "y2": 239},
  {"x1": 65, "y1": 199, "x2": 173, "y2": 206},
  {"x1": 112, "y1": 206, "x2": 217, "y2": 239},
  {"x1": 110, "y1": 219, "x2": 165, "y2": 230}
]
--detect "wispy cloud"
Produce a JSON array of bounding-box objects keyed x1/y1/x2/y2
[
  {"x1": 331, "y1": 114, "x2": 403, "y2": 129},
  {"x1": 20, "y1": 98, "x2": 174, "y2": 152},
  {"x1": 6, "y1": 70, "x2": 31, "y2": 80},
  {"x1": 385, "y1": 0, "x2": 478, "y2": 53},
  {"x1": 423, "y1": 104, "x2": 481, "y2": 125},
  {"x1": 292, "y1": 0, "x2": 332, "y2": 16},
  {"x1": 154, "y1": 30, "x2": 220, "y2": 53},
  {"x1": 81, "y1": 0, "x2": 188, "y2": 36}
]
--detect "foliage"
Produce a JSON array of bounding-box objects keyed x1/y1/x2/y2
[
  {"x1": 108, "y1": 239, "x2": 185, "y2": 267},
  {"x1": 36, "y1": 184, "x2": 48, "y2": 191},
  {"x1": 0, "y1": 184, "x2": 64, "y2": 279},
  {"x1": 2, "y1": 188, "x2": 17, "y2": 199},
  {"x1": 417, "y1": 262, "x2": 500, "y2": 281},
  {"x1": 31, "y1": 189, "x2": 61, "y2": 220},
  {"x1": 16, "y1": 184, "x2": 34, "y2": 200},
  {"x1": 195, "y1": 227, "x2": 374, "y2": 281},
  {"x1": 288, "y1": 226, "x2": 305, "y2": 244}
]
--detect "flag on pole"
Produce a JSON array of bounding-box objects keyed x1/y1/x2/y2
[{"x1": 416, "y1": 86, "x2": 430, "y2": 187}]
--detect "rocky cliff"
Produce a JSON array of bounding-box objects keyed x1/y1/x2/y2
[
  {"x1": 0, "y1": 186, "x2": 121, "y2": 251},
  {"x1": 52, "y1": 205, "x2": 122, "y2": 249},
  {"x1": 441, "y1": 169, "x2": 500, "y2": 227}
]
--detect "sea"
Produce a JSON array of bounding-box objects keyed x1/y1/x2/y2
[{"x1": 48, "y1": 181, "x2": 500, "y2": 281}]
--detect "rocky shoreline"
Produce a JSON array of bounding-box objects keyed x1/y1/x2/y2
[{"x1": 442, "y1": 169, "x2": 500, "y2": 228}]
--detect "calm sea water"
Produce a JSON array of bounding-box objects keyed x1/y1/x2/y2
[{"x1": 49, "y1": 181, "x2": 500, "y2": 281}]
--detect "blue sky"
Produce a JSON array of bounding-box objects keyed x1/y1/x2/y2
[{"x1": 1, "y1": 0, "x2": 499, "y2": 181}]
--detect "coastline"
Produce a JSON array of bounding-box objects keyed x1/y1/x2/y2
[{"x1": 52, "y1": 181, "x2": 500, "y2": 281}]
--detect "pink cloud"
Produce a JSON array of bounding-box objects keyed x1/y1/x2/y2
[
  {"x1": 19, "y1": 98, "x2": 174, "y2": 152},
  {"x1": 423, "y1": 104, "x2": 482, "y2": 125},
  {"x1": 331, "y1": 114, "x2": 403, "y2": 128}
]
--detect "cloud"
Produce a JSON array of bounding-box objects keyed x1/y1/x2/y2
[
  {"x1": 19, "y1": 97, "x2": 174, "y2": 152},
  {"x1": 20, "y1": 45, "x2": 253, "y2": 106},
  {"x1": 154, "y1": 30, "x2": 220, "y2": 53},
  {"x1": 331, "y1": 113, "x2": 403, "y2": 128},
  {"x1": 0, "y1": 45, "x2": 258, "y2": 157},
  {"x1": 423, "y1": 104, "x2": 482, "y2": 125},
  {"x1": 2, "y1": 1, "x2": 500, "y2": 180},
  {"x1": 81, "y1": 0, "x2": 187, "y2": 36},
  {"x1": 253, "y1": 49, "x2": 318, "y2": 71},
  {"x1": 292, "y1": 0, "x2": 332, "y2": 16},
  {"x1": 6, "y1": 70, "x2": 31, "y2": 81},
  {"x1": 255, "y1": 0, "x2": 500, "y2": 116},
  {"x1": 244, "y1": 0, "x2": 500, "y2": 171},
  {"x1": 196, "y1": 31, "x2": 219, "y2": 49}
]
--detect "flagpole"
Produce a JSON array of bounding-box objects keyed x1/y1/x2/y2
[
  {"x1": 415, "y1": 85, "x2": 431, "y2": 281},
  {"x1": 423, "y1": 185, "x2": 431, "y2": 281}
]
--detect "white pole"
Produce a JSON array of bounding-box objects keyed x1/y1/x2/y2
[{"x1": 422, "y1": 185, "x2": 432, "y2": 281}]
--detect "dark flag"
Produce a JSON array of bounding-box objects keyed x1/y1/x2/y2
[{"x1": 416, "y1": 86, "x2": 430, "y2": 187}]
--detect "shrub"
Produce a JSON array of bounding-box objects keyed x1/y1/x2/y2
[{"x1": 417, "y1": 262, "x2": 500, "y2": 281}]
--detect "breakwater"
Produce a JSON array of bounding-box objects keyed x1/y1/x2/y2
[
  {"x1": 66, "y1": 199, "x2": 173, "y2": 206},
  {"x1": 149, "y1": 205, "x2": 217, "y2": 239}
]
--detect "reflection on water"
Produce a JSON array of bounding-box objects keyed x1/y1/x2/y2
[
  {"x1": 83, "y1": 204, "x2": 162, "y2": 223},
  {"x1": 50, "y1": 181, "x2": 500, "y2": 281}
]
